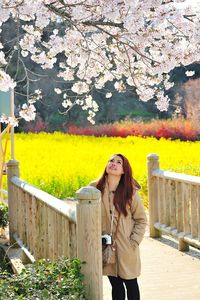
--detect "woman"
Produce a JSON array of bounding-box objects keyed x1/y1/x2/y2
[{"x1": 89, "y1": 154, "x2": 147, "y2": 300}]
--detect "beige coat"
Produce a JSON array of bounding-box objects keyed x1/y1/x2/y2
[{"x1": 89, "y1": 180, "x2": 147, "y2": 279}]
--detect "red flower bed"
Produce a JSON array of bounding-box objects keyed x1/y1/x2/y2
[{"x1": 67, "y1": 119, "x2": 200, "y2": 141}]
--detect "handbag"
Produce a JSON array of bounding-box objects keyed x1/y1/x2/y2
[
  {"x1": 102, "y1": 244, "x2": 116, "y2": 267},
  {"x1": 102, "y1": 204, "x2": 120, "y2": 267}
]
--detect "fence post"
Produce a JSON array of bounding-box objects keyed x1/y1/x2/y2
[
  {"x1": 178, "y1": 236, "x2": 189, "y2": 252},
  {"x1": 7, "y1": 159, "x2": 20, "y2": 244},
  {"x1": 147, "y1": 154, "x2": 161, "y2": 238},
  {"x1": 76, "y1": 186, "x2": 103, "y2": 300}
]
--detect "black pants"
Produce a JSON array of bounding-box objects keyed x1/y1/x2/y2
[{"x1": 108, "y1": 276, "x2": 140, "y2": 300}]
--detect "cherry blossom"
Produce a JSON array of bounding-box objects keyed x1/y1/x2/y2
[
  {"x1": 106, "y1": 92, "x2": 112, "y2": 99},
  {"x1": 62, "y1": 99, "x2": 73, "y2": 109},
  {"x1": 185, "y1": 70, "x2": 195, "y2": 77},
  {"x1": 19, "y1": 104, "x2": 36, "y2": 122},
  {"x1": 0, "y1": 114, "x2": 19, "y2": 127},
  {"x1": 0, "y1": 0, "x2": 200, "y2": 124},
  {"x1": 0, "y1": 70, "x2": 16, "y2": 92}
]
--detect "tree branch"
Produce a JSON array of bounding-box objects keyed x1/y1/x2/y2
[{"x1": 44, "y1": 2, "x2": 123, "y2": 28}]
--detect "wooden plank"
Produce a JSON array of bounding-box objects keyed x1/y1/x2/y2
[
  {"x1": 31, "y1": 195, "x2": 37, "y2": 257},
  {"x1": 38, "y1": 202, "x2": 48, "y2": 259},
  {"x1": 23, "y1": 190, "x2": 28, "y2": 246},
  {"x1": 32, "y1": 199, "x2": 40, "y2": 260},
  {"x1": 176, "y1": 181, "x2": 183, "y2": 232},
  {"x1": 183, "y1": 183, "x2": 190, "y2": 235},
  {"x1": 16, "y1": 187, "x2": 21, "y2": 236},
  {"x1": 47, "y1": 207, "x2": 55, "y2": 260},
  {"x1": 12, "y1": 185, "x2": 18, "y2": 234},
  {"x1": 28, "y1": 193, "x2": 34, "y2": 253},
  {"x1": 62, "y1": 215, "x2": 70, "y2": 257},
  {"x1": 69, "y1": 223, "x2": 77, "y2": 258},
  {"x1": 57, "y1": 213, "x2": 66, "y2": 257},
  {"x1": 191, "y1": 185, "x2": 198, "y2": 238},
  {"x1": 4, "y1": 247, "x2": 25, "y2": 274},
  {"x1": 25, "y1": 192, "x2": 31, "y2": 251},
  {"x1": 162, "y1": 178, "x2": 168, "y2": 226},
  {"x1": 157, "y1": 177, "x2": 162, "y2": 224},
  {"x1": 198, "y1": 186, "x2": 200, "y2": 241},
  {"x1": 58, "y1": 213, "x2": 63, "y2": 257},
  {"x1": 16, "y1": 188, "x2": 22, "y2": 240},
  {"x1": 160, "y1": 178, "x2": 165, "y2": 224},
  {"x1": 12, "y1": 233, "x2": 36, "y2": 263},
  {"x1": 165, "y1": 179, "x2": 171, "y2": 226},
  {"x1": 170, "y1": 180, "x2": 176, "y2": 229},
  {"x1": 54, "y1": 212, "x2": 59, "y2": 258},
  {"x1": 21, "y1": 190, "x2": 27, "y2": 243}
]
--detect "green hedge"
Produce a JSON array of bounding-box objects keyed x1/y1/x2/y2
[
  {"x1": 0, "y1": 202, "x2": 8, "y2": 229},
  {"x1": 0, "y1": 257, "x2": 87, "y2": 300}
]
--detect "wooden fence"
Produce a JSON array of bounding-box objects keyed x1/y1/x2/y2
[
  {"x1": 7, "y1": 159, "x2": 103, "y2": 300},
  {"x1": 147, "y1": 154, "x2": 200, "y2": 251}
]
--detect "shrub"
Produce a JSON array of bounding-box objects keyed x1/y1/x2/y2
[
  {"x1": 67, "y1": 119, "x2": 200, "y2": 141},
  {"x1": 0, "y1": 247, "x2": 12, "y2": 274},
  {"x1": 23, "y1": 118, "x2": 47, "y2": 133},
  {"x1": 0, "y1": 257, "x2": 87, "y2": 300},
  {"x1": 0, "y1": 202, "x2": 8, "y2": 229}
]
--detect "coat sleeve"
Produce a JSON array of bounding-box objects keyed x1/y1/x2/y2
[{"x1": 129, "y1": 191, "x2": 147, "y2": 246}]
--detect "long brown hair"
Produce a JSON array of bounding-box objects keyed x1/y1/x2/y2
[{"x1": 96, "y1": 154, "x2": 140, "y2": 216}]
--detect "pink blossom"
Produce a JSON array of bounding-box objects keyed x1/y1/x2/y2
[
  {"x1": 72, "y1": 82, "x2": 90, "y2": 95},
  {"x1": 185, "y1": 70, "x2": 195, "y2": 77},
  {"x1": 19, "y1": 104, "x2": 36, "y2": 121},
  {"x1": 0, "y1": 71, "x2": 16, "y2": 92}
]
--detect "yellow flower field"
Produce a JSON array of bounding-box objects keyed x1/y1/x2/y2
[{"x1": 4, "y1": 132, "x2": 200, "y2": 207}]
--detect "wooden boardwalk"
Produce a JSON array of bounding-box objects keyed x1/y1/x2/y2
[{"x1": 103, "y1": 231, "x2": 200, "y2": 300}]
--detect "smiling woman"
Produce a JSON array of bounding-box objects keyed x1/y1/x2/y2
[
  {"x1": 89, "y1": 153, "x2": 147, "y2": 300},
  {"x1": 106, "y1": 155, "x2": 124, "y2": 177}
]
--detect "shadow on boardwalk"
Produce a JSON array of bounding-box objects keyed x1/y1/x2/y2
[{"x1": 104, "y1": 232, "x2": 200, "y2": 300}]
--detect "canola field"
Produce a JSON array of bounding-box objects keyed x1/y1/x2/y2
[{"x1": 4, "y1": 132, "x2": 200, "y2": 207}]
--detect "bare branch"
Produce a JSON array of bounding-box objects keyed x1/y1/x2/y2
[
  {"x1": 183, "y1": 14, "x2": 196, "y2": 22},
  {"x1": 2, "y1": 0, "x2": 24, "y2": 9}
]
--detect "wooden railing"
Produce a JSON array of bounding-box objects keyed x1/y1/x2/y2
[
  {"x1": 147, "y1": 154, "x2": 200, "y2": 251},
  {"x1": 7, "y1": 159, "x2": 103, "y2": 300}
]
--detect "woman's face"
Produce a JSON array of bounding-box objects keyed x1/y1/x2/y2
[{"x1": 106, "y1": 155, "x2": 124, "y2": 177}]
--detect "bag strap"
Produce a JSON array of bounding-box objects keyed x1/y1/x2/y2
[
  {"x1": 110, "y1": 206, "x2": 120, "y2": 245},
  {"x1": 108, "y1": 191, "x2": 120, "y2": 244},
  {"x1": 113, "y1": 212, "x2": 120, "y2": 243},
  {"x1": 110, "y1": 204, "x2": 115, "y2": 236}
]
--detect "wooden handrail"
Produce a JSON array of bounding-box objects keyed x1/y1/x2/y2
[
  {"x1": 11, "y1": 176, "x2": 76, "y2": 223},
  {"x1": 7, "y1": 159, "x2": 103, "y2": 300},
  {"x1": 152, "y1": 169, "x2": 200, "y2": 185},
  {"x1": 147, "y1": 154, "x2": 200, "y2": 252}
]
